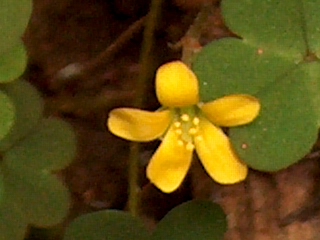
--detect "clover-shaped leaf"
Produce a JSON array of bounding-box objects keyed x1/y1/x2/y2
[
  {"x1": 0, "y1": 118, "x2": 76, "y2": 237},
  {"x1": 193, "y1": 0, "x2": 320, "y2": 171},
  {"x1": 222, "y1": 0, "x2": 305, "y2": 59},
  {"x1": 2, "y1": 169, "x2": 70, "y2": 227}
]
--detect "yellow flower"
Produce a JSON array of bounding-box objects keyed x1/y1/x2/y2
[{"x1": 107, "y1": 61, "x2": 260, "y2": 193}]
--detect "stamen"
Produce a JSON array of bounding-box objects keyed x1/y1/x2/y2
[
  {"x1": 175, "y1": 129, "x2": 182, "y2": 135},
  {"x1": 177, "y1": 140, "x2": 184, "y2": 146},
  {"x1": 174, "y1": 121, "x2": 181, "y2": 128},
  {"x1": 181, "y1": 114, "x2": 190, "y2": 122},
  {"x1": 186, "y1": 142, "x2": 195, "y2": 151},
  {"x1": 195, "y1": 136, "x2": 203, "y2": 142},
  {"x1": 192, "y1": 117, "x2": 200, "y2": 125},
  {"x1": 188, "y1": 128, "x2": 197, "y2": 135},
  {"x1": 173, "y1": 107, "x2": 200, "y2": 149}
]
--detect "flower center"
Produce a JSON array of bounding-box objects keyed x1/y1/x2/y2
[{"x1": 173, "y1": 107, "x2": 200, "y2": 151}]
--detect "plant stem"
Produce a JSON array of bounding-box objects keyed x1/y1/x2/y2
[{"x1": 128, "y1": 0, "x2": 163, "y2": 217}]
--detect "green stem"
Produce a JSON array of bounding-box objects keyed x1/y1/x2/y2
[{"x1": 128, "y1": 0, "x2": 163, "y2": 217}]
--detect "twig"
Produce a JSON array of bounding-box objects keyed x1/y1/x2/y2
[
  {"x1": 304, "y1": 150, "x2": 320, "y2": 160},
  {"x1": 51, "y1": 16, "x2": 146, "y2": 91},
  {"x1": 45, "y1": 89, "x2": 135, "y2": 117}
]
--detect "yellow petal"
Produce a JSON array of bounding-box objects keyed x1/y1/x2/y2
[
  {"x1": 107, "y1": 108, "x2": 171, "y2": 141},
  {"x1": 201, "y1": 94, "x2": 260, "y2": 127},
  {"x1": 147, "y1": 127, "x2": 193, "y2": 193},
  {"x1": 194, "y1": 118, "x2": 248, "y2": 184},
  {"x1": 156, "y1": 61, "x2": 199, "y2": 107}
]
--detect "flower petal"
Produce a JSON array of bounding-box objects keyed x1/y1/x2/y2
[
  {"x1": 201, "y1": 94, "x2": 260, "y2": 127},
  {"x1": 195, "y1": 118, "x2": 248, "y2": 184},
  {"x1": 107, "y1": 108, "x2": 171, "y2": 141},
  {"x1": 147, "y1": 127, "x2": 193, "y2": 193},
  {"x1": 156, "y1": 61, "x2": 199, "y2": 107}
]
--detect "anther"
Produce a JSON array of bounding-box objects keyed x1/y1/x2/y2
[
  {"x1": 188, "y1": 128, "x2": 197, "y2": 135},
  {"x1": 175, "y1": 129, "x2": 182, "y2": 135},
  {"x1": 186, "y1": 142, "x2": 195, "y2": 151},
  {"x1": 181, "y1": 114, "x2": 190, "y2": 122},
  {"x1": 192, "y1": 117, "x2": 200, "y2": 125},
  {"x1": 195, "y1": 136, "x2": 203, "y2": 142},
  {"x1": 174, "y1": 121, "x2": 181, "y2": 128},
  {"x1": 177, "y1": 140, "x2": 184, "y2": 146}
]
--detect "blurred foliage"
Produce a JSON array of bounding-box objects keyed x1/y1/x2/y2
[
  {"x1": 0, "y1": 1, "x2": 76, "y2": 239},
  {"x1": 0, "y1": 80, "x2": 43, "y2": 151},
  {"x1": 0, "y1": 0, "x2": 31, "y2": 83}
]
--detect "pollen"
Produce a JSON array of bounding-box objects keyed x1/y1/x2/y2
[
  {"x1": 173, "y1": 108, "x2": 199, "y2": 149},
  {"x1": 195, "y1": 135, "x2": 203, "y2": 142},
  {"x1": 181, "y1": 114, "x2": 190, "y2": 122},
  {"x1": 192, "y1": 117, "x2": 200, "y2": 125},
  {"x1": 177, "y1": 140, "x2": 184, "y2": 146},
  {"x1": 186, "y1": 142, "x2": 195, "y2": 151},
  {"x1": 174, "y1": 121, "x2": 181, "y2": 128},
  {"x1": 188, "y1": 128, "x2": 197, "y2": 135},
  {"x1": 175, "y1": 129, "x2": 182, "y2": 135}
]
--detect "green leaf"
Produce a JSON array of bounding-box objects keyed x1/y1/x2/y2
[
  {"x1": 0, "y1": 172, "x2": 4, "y2": 205},
  {"x1": 296, "y1": 0, "x2": 320, "y2": 56},
  {"x1": 221, "y1": 0, "x2": 305, "y2": 59},
  {"x1": 0, "y1": 43, "x2": 27, "y2": 83},
  {"x1": 0, "y1": 79, "x2": 44, "y2": 151},
  {"x1": 193, "y1": 38, "x2": 296, "y2": 101},
  {"x1": 4, "y1": 118, "x2": 76, "y2": 171},
  {"x1": 3, "y1": 167, "x2": 70, "y2": 227},
  {"x1": 193, "y1": 0, "x2": 320, "y2": 171},
  {"x1": 0, "y1": 89, "x2": 14, "y2": 141},
  {"x1": 1, "y1": 117, "x2": 75, "y2": 227},
  {"x1": 0, "y1": 194, "x2": 28, "y2": 240},
  {"x1": 230, "y1": 63, "x2": 320, "y2": 171},
  {"x1": 0, "y1": 0, "x2": 32, "y2": 82},
  {"x1": 152, "y1": 201, "x2": 227, "y2": 240},
  {"x1": 0, "y1": 0, "x2": 32, "y2": 51},
  {"x1": 63, "y1": 210, "x2": 150, "y2": 240}
]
